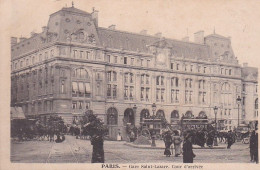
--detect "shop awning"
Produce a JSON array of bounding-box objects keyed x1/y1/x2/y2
[{"x1": 11, "y1": 107, "x2": 26, "y2": 120}]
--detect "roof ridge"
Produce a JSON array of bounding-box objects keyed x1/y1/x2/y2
[{"x1": 98, "y1": 27, "x2": 207, "y2": 47}]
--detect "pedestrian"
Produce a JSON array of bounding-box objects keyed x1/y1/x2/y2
[
  {"x1": 254, "y1": 130, "x2": 258, "y2": 163},
  {"x1": 91, "y1": 134, "x2": 105, "y2": 163},
  {"x1": 130, "y1": 131, "x2": 135, "y2": 142},
  {"x1": 250, "y1": 130, "x2": 256, "y2": 162},
  {"x1": 163, "y1": 131, "x2": 173, "y2": 157},
  {"x1": 173, "y1": 131, "x2": 182, "y2": 157},
  {"x1": 183, "y1": 133, "x2": 196, "y2": 163},
  {"x1": 227, "y1": 130, "x2": 234, "y2": 149}
]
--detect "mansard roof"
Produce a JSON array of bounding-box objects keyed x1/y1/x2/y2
[{"x1": 98, "y1": 27, "x2": 210, "y2": 59}]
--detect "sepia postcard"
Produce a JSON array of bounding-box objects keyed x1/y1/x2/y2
[{"x1": 0, "y1": 0, "x2": 259, "y2": 170}]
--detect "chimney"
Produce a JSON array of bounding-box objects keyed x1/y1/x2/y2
[
  {"x1": 243, "y1": 63, "x2": 248, "y2": 67},
  {"x1": 108, "y1": 24, "x2": 116, "y2": 30},
  {"x1": 31, "y1": 31, "x2": 36, "y2": 37},
  {"x1": 42, "y1": 26, "x2": 47, "y2": 32},
  {"x1": 91, "y1": 7, "x2": 99, "y2": 27},
  {"x1": 155, "y1": 32, "x2": 162, "y2": 38},
  {"x1": 140, "y1": 30, "x2": 147, "y2": 35},
  {"x1": 11, "y1": 37, "x2": 17, "y2": 46},
  {"x1": 182, "y1": 36, "x2": 189, "y2": 42},
  {"x1": 194, "y1": 30, "x2": 204, "y2": 44},
  {"x1": 19, "y1": 37, "x2": 26, "y2": 42}
]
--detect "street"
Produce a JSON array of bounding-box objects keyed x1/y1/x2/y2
[{"x1": 11, "y1": 135, "x2": 252, "y2": 163}]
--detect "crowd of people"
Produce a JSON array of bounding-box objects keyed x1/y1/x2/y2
[{"x1": 159, "y1": 128, "x2": 258, "y2": 163}]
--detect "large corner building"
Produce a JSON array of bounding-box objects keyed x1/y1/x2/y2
[{"x1": 11, "y1": 6, "x2": 258, "y2": 140}]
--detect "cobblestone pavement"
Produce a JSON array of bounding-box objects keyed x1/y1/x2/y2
[{"x1": 11, "y1": 135, "x2": 253, "y2": 163}]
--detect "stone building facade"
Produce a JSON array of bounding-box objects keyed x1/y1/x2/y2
[{"x1": 11, "y1": 6, "x2": 258, "y2": 140}]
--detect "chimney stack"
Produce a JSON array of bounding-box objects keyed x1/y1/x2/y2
[
  {"x1": 91, "y1": 7, "x2": 99, "y2": 27},
  {"x1": 19, "y1": 37, "x2": 26, "y2": 42},
  {"x1": 182, "y1": 36, "x2": 189, "y2": 42},
  {"x1": 140, "y1": 30, "x2": 147, "y2": 35},
  {"x1": 155, "y1": 32, "x2": 162, "y2": 38},
  {"x1": 194, "y1": 30, "x2": 204, "y2": 44},
  {"x1": 11, "y1": 37, "x2": 17, "y2": 46},
  {"x1": 31, "y1": 31, "x2": 36, "y2": 37},
  {"x1": 243, "y1": 63, "x2": 248, "y2": 67},
  {"x1": 42, "y1": 26, "x2": 47, "y2": 32},
  {"x1": 108, "y1": 24, "x2": 116, "y2": 30}
]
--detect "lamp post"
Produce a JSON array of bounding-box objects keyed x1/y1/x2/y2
[
  {"x1": 236, "y1": 96, "x2": 242, "y2": 127},
  {"x1": 213, "y1": 106, "x2": 218, "y2": 130},
  {"x1": 133, "y1": 104, "x2": 137, "y2": 125},
  {"x1": 213, "y1": 106, "x2": 218, "y2": 146},
  {"x1": 151, "y1": 103, "x2": 156, "y2": 147}
]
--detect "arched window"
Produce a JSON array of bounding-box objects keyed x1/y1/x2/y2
[
  {"x1": 171, "y1": 110, "x2": 179, "y2": 119},
  {"x1": 198, "y1": 111, "x2": 207, "y2": 118},
  {"x1": 107, "y1": 107, "x2": 118, "y2": 125},
  {"x1": 255, "y1": 98, "x2": 258, "y2": 109},
  {"x1": 156, "y1": 110, "x2": 165, "y2": 118},
  {"x1": 185, "y1": 111, "x2": 193, "y2": 118},
  {"x1": 140, "y1": 109, "x2": 150, "y2": 122}
]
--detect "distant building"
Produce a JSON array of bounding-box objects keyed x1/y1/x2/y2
[{"x1": 11, "y1": 6, "x2": 258, "y2": 140}]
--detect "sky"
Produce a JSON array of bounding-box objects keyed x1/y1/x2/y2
[{"x1": 2, "y1": 0, "x2": 260, "y2": 68}]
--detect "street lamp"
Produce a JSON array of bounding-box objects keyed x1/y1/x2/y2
[
  {"x1": 236, "y1": 96, "x2": 242, "y2": 127},
  {"x1": 213, "y1": 106, "x2": 218, "y2": 130},
  {"x1": 151, "y1": 103, "x2": 157, "y2": 147},
  {"x1": 213, "y1": 106, "x2": 218, "y2": 146}
]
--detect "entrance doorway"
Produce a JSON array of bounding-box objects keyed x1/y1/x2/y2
[{"x1": 123, "y1": 108, "x2": 135, "y2": 126}]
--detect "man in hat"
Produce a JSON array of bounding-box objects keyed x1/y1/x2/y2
[
  {"x1": 227, "y1": 130, "x2": 234, "y2": 149},
  {"x1": 183, "y1": 133, "x2": 196, "y2": 163},
  {"x1": 163, "y1": 131, "x2": 173, "y2": 157}
]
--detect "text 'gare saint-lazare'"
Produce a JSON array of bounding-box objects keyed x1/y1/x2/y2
[{"x1": 11, "y1": 4, "x2": 258, "y2": 140}]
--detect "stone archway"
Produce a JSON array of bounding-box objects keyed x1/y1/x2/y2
[
  {"x1": 124, "y1": 108, "x2": 135, "y2": 126},
  {"x1": 107, "y1": 107, "x2": 118, "y2": 125},
  {"x1": 185, "y1": 111, "x2": 193, "y2": 118},
  {"x1": 156, "y1": 110, "x2": 165, "y2": 118},
  {"x1": 140, "y1": 109, "x2": 150, "y2": 123}
]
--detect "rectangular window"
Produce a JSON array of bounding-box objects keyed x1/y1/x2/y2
[
  {"x1": 61, "y1": 80, "x2": 65, "y2": 93},
  {"x1": 73, "y1": 50, "x2": 77, "y2": 58},
  {"x1": 79, "y1": 101, "x2": 83, "y2": 109},
  {"x1": 124, "y1": 57, "x2": 127, "y2": 64},
  {"x1": 130, "y1": 86, "x2": 134, "y2": 100},
  {"x1": 50, "y1": 101, "x2": 53, "y2": 111},
  {"x1": 147, "y1": 60, "x2": 150, "y2": 67},
  {"x1": 124, "y1": 86, "x2": 128, "y2": 99},
  {"x1": 185, "y1": 90, "x2": 188, "y2": 102},
  {"x1": 171, "y1": 63, "x2": 174, "y2": 70},
  {"x1": 114, "y1": 56, "x2": 118, "y2": 63},
  {"x1": 156, "y1": 89, "x2": 160, "y2": 101},
  {"x1": 176, "y1": 64, "x2": 179, "y2": 70},
  {"x1": 198, "y1": 66, "x2": 201, "y2": 72},
  {"x1": 221, "y1": 68, "x2": 224, "y2": 74},
  {"x1": 80, "y1": 51, "x2": 84, "y2": 58},
  {"x1": 146, "y1": 75, "x2": 149, "y2": 85},
  {"x1": 85, "y1": 83, "x2": 91, "y2": 97},
  {"x1": 229, "y1": 69, "x2": 232, "y2": 75},
  {"x1": 141, "y1": 59, "x2": 143, "y2": 66},
  {"x1": 113, "y1": 72, "x2": 117, "y2": 81},
  {"x1": 141, "y1": 87, "x2": 144, "y2": 100},
  {"x1": 107, "y1": 84, "x2": 111, "y2": 97},
  {"x1": 243, "y1": 97, "x2": 245, "y2": 105},
  {"x1": 161, "y1": 77, "x2": 164, "y2": 86},
  {"x1": 146, "y1": 88, "x2": 149, "y2": 101},
  {"x1": 189, "y1": 91, "x2": 193, "y2": 102},
  {"x1": 78, "y1": 82, "x2": 84, "y2": 97},
  {"x1": 171, "y1": 90, "x2": 175, "y2": 103},
  {"x1": 203, "y1": 67, "x2": 206, "y2": 73},
  {"x1": 72, "y1": 102, "x2": 77, "y2": 110},
  {"x1": 86, "y1": 51, "x2": 90, "y2": 59},
  {"x1": 85, "y1": 103, "x2": 90, "y2": 110},
  {"x1": 161, "y1": 89, "x2": 165, "y2": 101},
  {"x1": 113, "y1": 85, "x2": 117, "y2": 98},
  {"x1": 190, "y1": 65, "x2": 193, "y2": 72},
  {"x1": 156, "y1": 76, "x2": 160, "y2": 85},
  {"x1": 72, "y1": 82, "x2": 78, "y2": 96},
  {"x1": 124, "y1": 74, "x2": 128, "y2": 83},
  {"x1": 131, "y1": 58, "x2": 134, "y2": 65},
  {"x1": 141, "y1": 75, "x2": 144, "y2": 84},
  {"x1": 107, "y1": 55, "x2": 111, "y2": 62},
  {"x1": 176, "y1": 90, "x2": 179, "y2": 101},
  {"x1": 107, "y1": 72, "x2": 111, "y2": 82}
]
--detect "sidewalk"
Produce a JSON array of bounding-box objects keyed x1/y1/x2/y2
[{"x1": 124, "y1": 140, "x2": 226, "y2": 149}]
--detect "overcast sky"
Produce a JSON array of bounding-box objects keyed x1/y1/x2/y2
[{"x1": 3, "y1": 0, "x2": 260, "y2": 68}]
